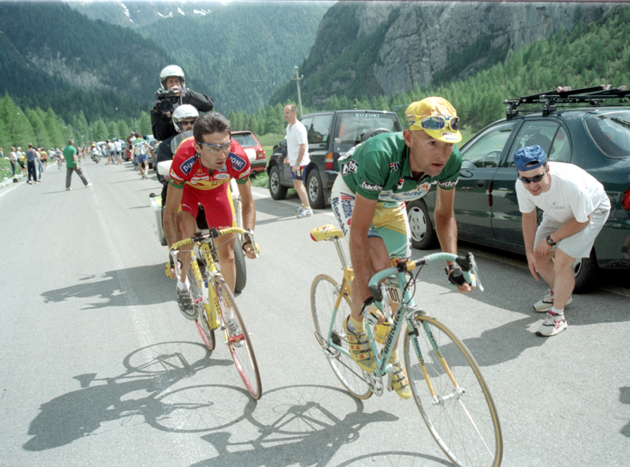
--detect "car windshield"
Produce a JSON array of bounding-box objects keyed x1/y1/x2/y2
[
  {"x1": 232, "y1": 133, "x2": 257, "y2": 148},
  {"x1": 334, "y1": 113, "x2": 399, "y2": 143},
  {"x1": 584, "y1": 111, "x2": 630, "y2": 159}
]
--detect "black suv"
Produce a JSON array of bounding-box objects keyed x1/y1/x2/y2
[
  {"x1": 267, "y1": 109, "x2": 403, "y2": 208},
  {"x1": 407, "y1": 85, "x2": 630, "y2": 292}
]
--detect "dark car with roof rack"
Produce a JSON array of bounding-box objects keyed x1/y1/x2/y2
[
  {"x1": 267, "y1": 108, "x2": 404, "y2": 208},
  {"x1": 407, "y1": 85, "x2": 630, "y2": 292}
]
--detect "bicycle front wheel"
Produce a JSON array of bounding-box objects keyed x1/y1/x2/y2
[
  {"x1": 310, "y1": 275, "x2": 372, "y2": 400},
  {"x1": 404, "y1": 315, "x2": 502, "y2": 467},
  {"x1": 215, "y1": 278, "x2": 262, "y2": 400},
  {"x1": 196, "y1": 309, "x2": 216, "y2": 351},
  {"x1": 182, "y1": 259, "x2": 205, "y2": 321}
]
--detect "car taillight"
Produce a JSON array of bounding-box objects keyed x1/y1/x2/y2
[
  {"x1": 622, "y1": 187, "x2": 630, "y2": 211},
  {"x1": 325, "y1": 152, "x2": 334, "y2": 170},
  {"x1": 257, "y1": 148, "x2": 266, "y2": 159}
]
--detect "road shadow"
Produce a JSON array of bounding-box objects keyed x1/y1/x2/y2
[
  {"x1": 191, "y1": 384, "x2": 402, "y2": 467},
  {"x1": 41, "y1": 263, "x2": 174, "y2": 309},
  {"x1": 23, "y1": 341, "x2": 250, "y2": 451},
  {"x1": 620, "y1": 386, "x2": 630, "y2": 437}
]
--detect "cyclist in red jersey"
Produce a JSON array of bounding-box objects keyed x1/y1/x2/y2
[{"x1": 164, "y1": 112, "x2": 257, "y2": 313}]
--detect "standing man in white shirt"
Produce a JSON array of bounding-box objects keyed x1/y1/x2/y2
[
  {"x1": 282, "y1": 104, "x2": 312, "y2": 218},
  {"x1": 515, "y1": 145, "x2": 610, "y2": 337}
]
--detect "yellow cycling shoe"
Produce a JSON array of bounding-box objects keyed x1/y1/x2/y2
[
  {"x1": 343, "y1": 317, "x2": 377, "y2": 373},
  {"x1": 390, "y1": 359, "x2": 412, "y2": 399}
]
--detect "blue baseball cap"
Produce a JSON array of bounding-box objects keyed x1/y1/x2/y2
[{"x1": 514, "y1": 145, "x2": 547, "y2": 172}]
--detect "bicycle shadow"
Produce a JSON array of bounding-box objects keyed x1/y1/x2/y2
[
  {"x1": 620, "y1": 386, "x2": 630, "y2": 437},
  {"x1": 23, "y1": 341, "x2": 251, "y2": 451},
  {"x1": 41, "y1": 264, "x2": 174, "y2": 309},
  {"x1": 190, "y1": 384, "x2": 405, "y2": 467}
]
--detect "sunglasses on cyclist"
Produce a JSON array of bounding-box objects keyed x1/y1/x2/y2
[
  {"x1": 180, "y1": 119, "x2": 195, "y2": 126},
  {"x1": 416, "y1": 115, "x2": 459, "y2": 132},
  {"x1": 518, "y1": 167, "x2": 547, "y2": 184},
  {"x1": 197, "y1": 139, "x2": 232, "y2": 154}
]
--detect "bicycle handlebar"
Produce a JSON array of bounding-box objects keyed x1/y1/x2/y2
[
  {"x1": 170, "y1": 227, "x2": 258, "y2": 258},
  {"x1": 368, "y1": 252, "x2": 483, "y2": 302}
]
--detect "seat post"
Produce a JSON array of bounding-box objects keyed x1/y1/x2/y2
[{"x1": 333, "y1": 237, "x2": 351, "y2": 270}]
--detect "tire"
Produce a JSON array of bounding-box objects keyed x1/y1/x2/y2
[
  {"x1": 306, "y1": 168, "x2": 326, "y2": 209},
  {"x1": 234, "y1": 238, "x2": 247, "y2": 294},
  {"x1": 404, "y1": 315, "x2": 503, "y2": 467},
  {"x1": 360, "y1": 127, "x2": 391, "y2": 143},
  {"x1": 269, "y1": 165, "x2": 288, "y2": 200},
  {"x1": 572, "y1": 249, "x2": 599, "y2": 293},
  {"x1": 310, "y1": 275, "x2": 373, "y2": 399},
  {"x1": 196, "y1": 309, "x2": 216, "y2": 351},
  {"x1": 215, "y1": 278, "x2": 262, "y2": 400},
  {"x1": 406, "y1": 198, "x2": 438, "y2": 250}
]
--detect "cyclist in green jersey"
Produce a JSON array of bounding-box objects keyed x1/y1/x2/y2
[{"x1": 331, "y1": 97, "x2": 474, "y2": 399}]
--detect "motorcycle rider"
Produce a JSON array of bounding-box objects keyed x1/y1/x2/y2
[{"x1": 150, "y1": 65, "x2": 214, "y2": 141}]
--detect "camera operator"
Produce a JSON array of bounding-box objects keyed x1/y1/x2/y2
[{"x1": 150, "y1": 65, "x2": 214, "y2": 141}]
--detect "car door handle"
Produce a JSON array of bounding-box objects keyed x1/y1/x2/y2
[{"x1": 476, "y1": 180, "x2": 486, "y2": 189}]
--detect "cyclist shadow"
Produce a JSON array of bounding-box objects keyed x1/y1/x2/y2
[
  {"x1": 41, "y1": 265, "x2": 175, "y2": 309},
  {"x1": 22, "y1": 341, "x2": 250, "y2": 452},
  {"x1": 190, "y1": 384, "x2": 447, "y2": 467},
  {"x1": 620, "y1": 386, "x2": 630, "y2": 437}
]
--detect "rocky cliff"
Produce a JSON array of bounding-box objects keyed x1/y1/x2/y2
[{"x1": 283, "y1": 1, "x2": 613, "y2": 105}]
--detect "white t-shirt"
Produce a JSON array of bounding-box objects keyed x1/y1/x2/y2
[
  {"x1": 516, "y1": 162, "x2": 609, "y2": 224},
  {"x1": 286, "y1": 120, "x2": 310, "y2": 166}
]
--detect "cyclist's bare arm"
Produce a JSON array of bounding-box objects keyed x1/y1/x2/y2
[
  {"x1": 434, "y1": 186, "x2": 473, "y2": 293},
  {"x1": 236, "y1": 179, "x2": 258, "y2": 259},
  {"x1": 349, "y1": 193, "x2": 391, "y2": 321},
  {"x1": 164, "y1": 183, "x2": 184, "y2": 248}
]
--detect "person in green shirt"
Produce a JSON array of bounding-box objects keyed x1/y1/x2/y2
[
  {"x1": 331, "y1": 97, "x2": 475, "y2": 399},
  {"x1": 63, "y1": 139, "x2": 91, "y2": 191}
]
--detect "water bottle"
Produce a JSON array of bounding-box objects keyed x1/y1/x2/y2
[{"x1": 374, "y1": 322, "x2": 391, "y2": 345}]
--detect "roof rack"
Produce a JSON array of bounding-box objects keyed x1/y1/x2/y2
[{"x1": 504, "y1": 85, "x2": 630, "y2": 119}]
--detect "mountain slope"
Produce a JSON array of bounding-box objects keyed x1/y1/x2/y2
[
  {"x1": 0, "y1": 2, "x2": 168, "y2": 122},
  {"x1": 270, "y1": 2, "x2": 613, "y2": 107}
]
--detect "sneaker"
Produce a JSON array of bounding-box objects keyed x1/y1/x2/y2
[
  {"x1": 66, "y1": 187, "x2": 72, "y2": 191},
  {"x1": 533, "y1": 289, "x2": 573, "y2": 312},
  {"x1": 176, "y1": 286, "x2": 197, "y2": 320},
  {"x1": 293, "y1": 205, "x2": 305, "y2": 215},
  {"x1": 226, "y1": 316, "x2": 244, "y2": 347},
  {"x1": 390, "y1": 359, "x2": 412, "y2": 399},
  {"x1": 296, "y1": 207, "x2": 313, "y2": 218},
  {"x1": 343, "y1": 317, "x2": 377, "y2": 372},
  {"x1": 536, "y1": 312, "x2": 568, "y2": 337},
  {"x1": 85, "y1": 183, "x2": 92, "y2": 188}
]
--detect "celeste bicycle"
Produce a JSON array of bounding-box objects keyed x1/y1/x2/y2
[{"x1": 310, "y1": 224, "x2": 502, "y2": 467}]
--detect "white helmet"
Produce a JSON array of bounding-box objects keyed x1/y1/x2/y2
[
  {"x1": 159, "y1": 65, "x2": 185, "y2": 90},
  {"x1": 172, "y1": 104, "x2": 199, "y2": 133}
]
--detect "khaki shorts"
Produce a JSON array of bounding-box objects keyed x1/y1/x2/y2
[{"x1": 535, "y1": 203, "x2": 610, "y2": 259}]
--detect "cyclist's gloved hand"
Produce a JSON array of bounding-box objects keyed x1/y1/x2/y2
[{"x1": 446, "y1": 265, "x2": 466, "y2": 287}]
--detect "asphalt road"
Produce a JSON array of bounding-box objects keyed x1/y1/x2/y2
[{"x1": 1, "y1": 160, "x2": 629, "y2": 467}]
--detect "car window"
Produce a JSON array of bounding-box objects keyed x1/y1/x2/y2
[
  {"x1": 548, "y1": 126, "x2": 571, "y2": 162},
  {"x1": 584, "y1": 111, "x2": 630, "y2": 159},
  {"x1": 334, "y1": 113, "x2": 399, "y2": 143},
  {"x1": 505, "y1": 120, "x2": 560, "y2": 167},
  {"x1": 303, "y1": 115, "x2": 331, "y2": 144},
  {"x1": 232, "y1": 132, "x2": 257, "y2": 149},
  {"x1": 461, "y1": 121, "x2": 517, "y2": 168}
]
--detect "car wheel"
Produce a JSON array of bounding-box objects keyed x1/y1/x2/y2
[
  {"x1": 269, "y1": 165, "x2": 288, "y2": 200},
  {"x1": 407, "y1": 198, "x2": 438, "y2": 250},
  {"x1": 572, "y1": 250, "x2": 598, "y2": 294},
  {"x1": 306, "y1": 168, "x2": 326, "y2": 209}
]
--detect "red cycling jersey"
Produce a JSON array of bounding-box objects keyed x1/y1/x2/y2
[{"x1": 169, "y1": 137, "x2": 251, "y2": 228}]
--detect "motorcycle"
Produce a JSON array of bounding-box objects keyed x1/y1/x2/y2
[
  {"x1": 149, "y1": 133, "x2": 247, "y2": 293},
  {"x1": 90, "y1": 148, "x2": 100, "y2": 164}
]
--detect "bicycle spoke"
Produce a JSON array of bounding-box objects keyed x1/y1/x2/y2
[{"x1": 404, "y1": 315, "x2": 502, "y2": 467}]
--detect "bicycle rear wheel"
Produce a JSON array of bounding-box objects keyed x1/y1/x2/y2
[
  {"x1": 180, "y1": 259, "x2": 205, "y2": 321},
  {"x1": 215, "y1": 278, "x2": 262, "y2": 400},
  {"x1": 310, "y1": 275, "x2": 372, "y2": 400},
  {"x1": 404, "y1": 315, "x2": 502, "y2": 467}
]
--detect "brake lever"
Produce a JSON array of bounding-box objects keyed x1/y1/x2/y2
[
  {"x1": 244, "y1": 229, "x2": 259, "y2": 258},
  {"x1": 469, "y1": 254, "x2": 484, "y2": 292}
]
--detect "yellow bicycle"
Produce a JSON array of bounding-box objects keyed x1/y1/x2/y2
[{"x1": 170, "y1": 227, "x2": 262, "y2": 400}]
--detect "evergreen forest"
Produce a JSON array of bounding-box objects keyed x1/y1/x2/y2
[{"x1": 1, "y1": 3, "x2": 630, "y2": 152}]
